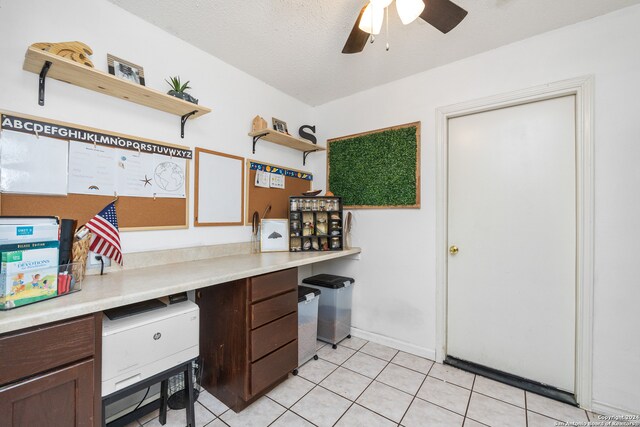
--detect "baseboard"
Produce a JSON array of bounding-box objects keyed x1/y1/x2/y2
[
  {"x1": 350, "y1": 327, "x2": 436, "y2": 361},
  {"x1": 591, "y1": 400, "x2": 640, "y2": 417}
]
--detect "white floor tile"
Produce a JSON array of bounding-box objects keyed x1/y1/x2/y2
[
  {"x1": 198, "y1": 389, "x2": 230, "y2": 416},
  {"x1": 138, "y1": 408, "x2": 159, "y2": 424},
  {"x1": 401, "y1": 398, "x2": 464, "y2": 427},
  {"x1": 320, "y1": 366, "x2": 373, "y2": 401},
  {"x1": 472, "y1": 376, "x2": 525, "y2": 408},
  {"x1": 466, "y1": 392, "x2": 526, "y2": 427},
  {"x1": 220, "y1": 396, "x2": 285, "y2": 427},
  {"x1": 317, "y1": 344, "x2": 356, "y2": 365},
  {"x1": 144, "y1": 402, "x2": 215, "y2": 427},
  {"x1": 417, "y1": 376, "x2": 471, "y2": 415},
  {"x1": 360, "y1": 342, "x2": 399, "y2": 361},
  {"x1": 266, "y1": 375, "x2": 315, "y2": 408},
  {"x1": 342, "y1": 351, "x2": 388, "y2": 379},
  {"x1": 291, "y1": 386, "x2": 351, "y2": 427},
  {"x1": 463, "y1": 418, "x2": 488, "y2": 427},
  {"x1": 340, "y1": 336, "x2": 368, "y2": 351},
  {"x1": 297, "y1": 358, "x2": 339, "y2": 384},
  {"x1": 392, "y1": 351, "x2": 435, "y2": 374},
  {"x1": 207, "y1": 419, "x2": 229, "y2": 427},
  {"x1": 527, "y1": 410, "x2": 562, "y2": 427},
  {"x1": 316, "y1": 340, "x2": 327, "y2": 351},
  {"x1": 428, "y1": 363, "x2": 475, "y2": 389},
  {"x1": 335, "y1": 404, "x2": 397, "y2": 427},
  {"x1": 357, "y1": 381, "x2": 413, "y2": 423},
  {"x1": 271, "y1": 410, "x2": 316, "y2": 427},
  {"x1": 526, "y1": 392, "x2": 588, "y2": 423},
  {"x1": 377, "y1": 363, "x2": 426, "y2": 395}
]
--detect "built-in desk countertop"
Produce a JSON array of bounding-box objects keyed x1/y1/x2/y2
[{"x1": 0, "y1": 248, "x2": 361, "y2": 335}]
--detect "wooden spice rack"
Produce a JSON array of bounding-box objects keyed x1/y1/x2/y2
[
  {"x1": 22, "y1": 46, "x2": 212, "y2": 138},
  {"x1": 248, "y1": 129, "x2": 325, "y2": 165}
]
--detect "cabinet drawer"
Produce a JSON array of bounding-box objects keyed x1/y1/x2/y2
[
  {"x1": 250, "y1": 339, "x2": 297, "y2": 396},
  {"x1": 251, "y1": 312, "x2": 297, "y2": 362},
  {"x1": 251, "y1": 290, "x2": 297, "y2": 329},
  {"x1": 250, "y1": 268, "x2": 297, "y2": 302},
  {"x1": 0, "y1": 315, "x2": 95, "y2": 385}
]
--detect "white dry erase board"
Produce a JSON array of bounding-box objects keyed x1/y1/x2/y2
[
  {"x1": 0, "y1": 130, "x2": 68, "y2": 195},
  {"x1": 194, "y1": 148, "x2": 245, "y2": 226}
]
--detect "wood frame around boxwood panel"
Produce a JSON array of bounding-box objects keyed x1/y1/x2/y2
[{"x1": 326, "y1": 122, "x2": 421, "y2": 209}]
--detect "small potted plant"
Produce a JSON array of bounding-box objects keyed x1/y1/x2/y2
[{"x1": 165, "y1": 76, "x2": 199, "y2": 104}]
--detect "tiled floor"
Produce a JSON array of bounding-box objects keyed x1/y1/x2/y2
[{"x1": 127, "y1": 337, "x2": 597, "y2": 427}]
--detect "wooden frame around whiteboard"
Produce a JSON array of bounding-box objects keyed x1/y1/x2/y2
[
  {"x1": 194, "y1": 148, "x2": 245, "y2": 226},
  {"x1": 0, "y1": 110, "x2": 190, "y2": 231}
]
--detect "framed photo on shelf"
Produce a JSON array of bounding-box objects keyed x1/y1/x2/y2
[
  {"x1": 272, "y1": 117, "x2": 288, "y2": 134},
  {"x1": 107, "y1": 54, "x2": 146, "y2": 86},
  {"x1": 260, "y1": 219, "x2": 289, "y2": 252}
]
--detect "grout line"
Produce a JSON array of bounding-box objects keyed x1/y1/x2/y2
[
  {"x1": 525, "y1": 389, "x2": 529, "y2": 427},
  {"x1": 470, "y1": 389, "x2": 527, "y2": 410},
  {"x1": 336, "y1": 350, "x2": 403, "y2": 425},
  {"x1": 465, "y1": 416, "x2": 491, "y2": 426},
  {"x1": 388, "y1": 359, "x2": 436, "y2": 376},
  {"x1": 463, "y1": 373, "x2": 477, "y2": 421},
  {"x1": 397, "y1": 373, "x2": 429, "y2": 425}
]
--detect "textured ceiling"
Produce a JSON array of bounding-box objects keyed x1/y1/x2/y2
[{"x1": 108, "y1": 0, "x2": 640, "y2": 106}]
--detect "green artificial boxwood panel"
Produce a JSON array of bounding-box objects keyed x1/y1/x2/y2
[{"x1": 327, "y1": 123, "x2": 420, "y2": 208}]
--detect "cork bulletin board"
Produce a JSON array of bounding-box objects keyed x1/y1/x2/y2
[
  {"x1": 0, "y1": 111, "x2": 190, "y2": 230},
  {"x1": 245, "y1": 160, "x2": 312, "y2": 224},
  {"x1": 327, "y1": 122, "x2": 421, "y2": 209}
]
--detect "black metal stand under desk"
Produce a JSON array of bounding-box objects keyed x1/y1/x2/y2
[{"x1": 102, "y1": 358, "x2": 196, "y2": 427}]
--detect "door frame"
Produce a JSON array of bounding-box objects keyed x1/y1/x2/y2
[{"x1": 435, "y1": 76, "x2": 595, "y2": 408}]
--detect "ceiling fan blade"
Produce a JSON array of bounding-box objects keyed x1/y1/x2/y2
[
  {"x1": 420, "y1": 0, "x2": 468, "y2": 34},
  {"x1": 342, "y1": 4, "x2": 369, "y2": 54}
]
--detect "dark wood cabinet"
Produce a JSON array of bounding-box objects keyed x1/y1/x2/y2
[
  {"x1": 197, "y1": 268, "x2": 298, "y2": 412},
  {"x1": 0, "y1": 314, "x2": 102, "y2": 426},
  {"x1": 0, "y1": 359, "x2": 95, "y2": 427}
]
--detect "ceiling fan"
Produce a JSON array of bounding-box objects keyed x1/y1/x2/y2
[{"x1": 343, "y1": 0, "x2": 468, "y2": 54}]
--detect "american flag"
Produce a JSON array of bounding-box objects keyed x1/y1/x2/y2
[{"x1": 86, "y1": 202, "x2": 123, "y2": 265}]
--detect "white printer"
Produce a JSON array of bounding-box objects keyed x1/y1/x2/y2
[{"x1": 102, "y1": 299, "x2": 199, "y2": 396}]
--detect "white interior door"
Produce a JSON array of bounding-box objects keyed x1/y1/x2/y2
[{"x1": 447, "y1": 96, "x2": 576, "y2": 392}]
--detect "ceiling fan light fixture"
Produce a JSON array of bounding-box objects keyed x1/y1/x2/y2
[
  {"x1": 396, "y1": 0, "x2": 425, "y2": 25},
  {"x1": 370, "y1": 0, "x2": 394, "y2": 8},
  {"x1": 358, "y1": 2, "x2": 385, "y2": 35}
]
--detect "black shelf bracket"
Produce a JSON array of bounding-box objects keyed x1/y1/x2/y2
[
  {"x1": 38, "y1": 61, "x2": 52, "y2": 106},
  {"x1": 252, "y1": 133, "x2": 267, "y2": 154},
  {"x1": 180, "y1": 110, "x2": 198, "y2": 138},
  {"x1": 303, "y1": 149, "x2": 318, "y2": 166}
]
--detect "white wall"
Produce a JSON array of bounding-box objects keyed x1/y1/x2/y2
[
  {"x1": 0, "y1": 0, "x2": 314, "y2": 253},
  {"x1": 312, "y1": 5, "x2": 640, "y2": 414},
  {"x1": 2, "y1": 0, "x2": 638, "y2": 415}
]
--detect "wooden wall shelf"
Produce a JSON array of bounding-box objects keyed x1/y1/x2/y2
[
  {"x1": 23, "y1": 47, "x2": 212, "y2": 138},
  {"x1": 248, "y1": 129, "x2": 325, "y2": 165}
]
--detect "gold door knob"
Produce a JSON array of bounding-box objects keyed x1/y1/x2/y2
[{"x1": 449, "y1": 245, "x2": 459, "y2": 255}]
